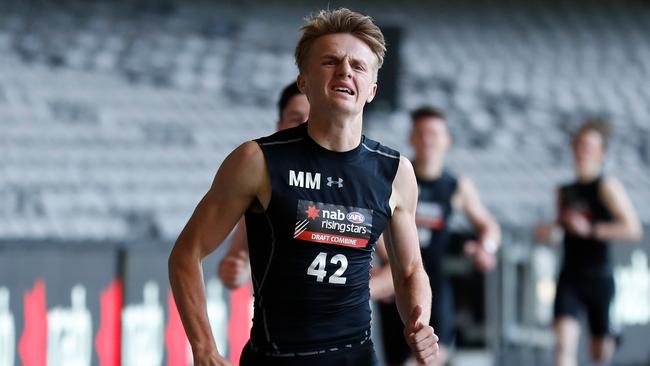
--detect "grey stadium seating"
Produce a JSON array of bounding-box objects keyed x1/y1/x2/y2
[{"x1": 0, "y1": 0, "x2": 648, "y2": 240}]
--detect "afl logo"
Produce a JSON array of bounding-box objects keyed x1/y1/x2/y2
[{"x1": 346, "y1": 212, "x2": 365, "y2": 224}]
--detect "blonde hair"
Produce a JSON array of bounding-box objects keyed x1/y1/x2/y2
[{"x1": 295, "y1": 8, "x2": 386, "y2": 74}]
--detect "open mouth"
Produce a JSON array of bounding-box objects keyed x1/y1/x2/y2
[{"x1": 333, "y1": 87, "x2": 355, "y2": 96}]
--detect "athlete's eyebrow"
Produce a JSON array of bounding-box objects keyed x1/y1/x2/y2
[
  {"x1": 321, "y1": 53, "x2": 342, "y2": 61},
  {"x1": 321, "y1": 53, "x2": 370, "y2": 68}
]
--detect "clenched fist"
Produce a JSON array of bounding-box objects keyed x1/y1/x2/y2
[
  {"x1": 403, "y1": 305, "x2": 439, "y2": 365},
  {"x1": 217, "y1": 250, "x2": 250, "y2": 289}
]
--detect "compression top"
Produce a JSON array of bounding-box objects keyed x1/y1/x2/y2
[
  {"x1": 559, "y1": 176, "x2": 613, "y2": 275},
  {"x1": 246, "y1": 123, "x2": 400, "y2": 354},
  {"x1": 415, "y1": 170, "x2": 458, "y2": 280}
]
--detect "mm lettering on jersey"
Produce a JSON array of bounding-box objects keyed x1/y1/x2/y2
[
  {"x1": 289, "y1": 170, "x2": 321, "y2": 190},
  {"x1": 294, "y1": 200, "x2": 373, "y2": 248}
]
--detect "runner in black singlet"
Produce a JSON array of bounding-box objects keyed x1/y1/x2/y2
[
  {"x1": 241, "y1": 123, "x2": 399, "y2": 364},
  {"x1": 169, "y1": 9, "x2": 439, "y2": 366},
  {"x1": 378, "y1": 106, "x2": 501, "y2": 366},
  {"x1": 218, "y1": 82, "x2": 394, "y2": 365},
  {"x1": 536, "y1": 119, "x2": 642, "y2": 366}
]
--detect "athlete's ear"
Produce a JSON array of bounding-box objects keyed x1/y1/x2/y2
[
  {"x1": 297, "y1": 74, "x2": 307, "y2": 94},
  {"x1": 366, "y1": 82, "x2": 378, "y2": 103}
]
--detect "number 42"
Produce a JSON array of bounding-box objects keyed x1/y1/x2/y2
[{"x1": 307, "y1": 252, "x2": 348, "y2": 284}]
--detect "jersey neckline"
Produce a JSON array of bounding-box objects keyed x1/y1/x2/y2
[{"x1": 302, "y1": 122, "x2": 366, "y2": 162}]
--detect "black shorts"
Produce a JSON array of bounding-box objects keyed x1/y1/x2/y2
[
  {"x1": 553, "y1": 271, "x2": 615, "y2": 337},
  {"x1": 378, "y1": 279, "x2": 455, "y2": 364},
  {"x1": 240, "y1": 340, "x2": 378, "y2": 366}
]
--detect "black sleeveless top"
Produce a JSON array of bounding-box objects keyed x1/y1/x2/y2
[
  {"x1": 559, "y1": 176, "x2": 613, "y2": 276},
  {"x1": 245, "y1": 123, "x2": 400, "y2": 353},
  {"x1": 415, "y1": 170, "x2": 458, "y2": 280}
]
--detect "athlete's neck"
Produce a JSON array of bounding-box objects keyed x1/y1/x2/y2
[
  {"x1": 413, "y1": 156, "x2": 444, "y2": 180},
  {"x1": 307, "y1": 112, "x2": 363, "y2": 152},
  {"x1": 576, "y1": 169, "x2": 600, "y2": 183}
]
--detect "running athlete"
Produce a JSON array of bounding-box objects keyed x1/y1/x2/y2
[
  {"x1": 379, "y1": 106, "x2": 501, "y2": 366},
  {"x1": 536, "y1": 119, "x2": 642, "y2": 366},
  {"x1": 169, "y1": 8, "x2": 438, "y2": 366}
]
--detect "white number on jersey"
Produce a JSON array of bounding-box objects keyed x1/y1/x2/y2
[{"x1": 307, "y1": 252, "x2": 348, "y2": 284}]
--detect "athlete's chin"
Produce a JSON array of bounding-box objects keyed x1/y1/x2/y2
[
  {"x1": 574, "y1": 161, "x2": 598, "y2": 173},
  {"x1": 327, "y1": 100, "x2": 361, "y2": 116}
]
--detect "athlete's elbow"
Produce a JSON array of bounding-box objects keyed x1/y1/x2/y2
[
  {"x1": 168, "y1": 240, "x2": 197, "y2": 276},
  {"x1": 395, "y1": 265, "x2": 429, "y2": 291},
  {"x1": 617, "y1": 221, "x2": 643, "y2": 243},
  {"x1": 629, "y1": 223, "x2": 643, "y2": 242},
  {"x1": 168, "y1": 246, "x2": 184, "y2": 278}
]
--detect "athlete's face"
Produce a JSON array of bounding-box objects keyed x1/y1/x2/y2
[
  {"x1": 410, "y1": 117, "x2": 450, "y2": 160},
  {"x1": 297, "y1": 33, "x2": 378, "y2": 117},
  {"x1": 573, "y1": 130, "x2": 604, "y2": 176},
  {"x1": 277, "y1": 94, "x2": 310, "y2": 131}
]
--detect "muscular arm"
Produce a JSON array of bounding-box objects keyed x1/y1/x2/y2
[
  {"x1": 594, "y1": 176, "x2": 643, "y2": 242},
  {"x1": 454, "y1": 176, "x2": 501, "y2": 250},
  {"x1": 384, "y1": 157, "x2": 431, "y2": 324},
  {"x1": 384, "y1": 157, "x2": 438, "y2": 364},
  {"x1": 168, "y1": 141, "x2": 269, "y2": 362},
  {"x1": 454, "y1": 176, "x2": 501, "y2": 271}
]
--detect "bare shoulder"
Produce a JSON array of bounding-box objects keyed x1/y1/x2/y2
[
  {"x1": 227, "y1": 140, "x2": 265, "y2": 168},
  {"x1": 392, "y1": 157, "x2": 417, "y2": 194},
  {"x1": 218, "y1": 141, "x2": 265, "y2": 178},
  {"x1": 456, "y1": 174, "x2": 474, "y2": 192},
  {"x1": 598, "y1": 175, "x2": 637, "y2": 214},
  {"x1": 395, "y1": 156, "x2": 416, "y2": 182},
  {"x1": 598, "y1": 175, "x2": 629, "y2": 205},
  {"x1": 207, "y1": 140, "x2": 269, "y2": 204},
  {"x1": 600, "y1": 175, "x2": 624, "y2": 192},
  {"x1": 454, "y1": 174, "x2": 478, "y2": 205},
  {"x1": 390, "y1": 157, "x2": 418, "y2": 212}
]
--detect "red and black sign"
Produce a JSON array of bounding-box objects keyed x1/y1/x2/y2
[{"x1": 416, "y1": 201, "x2": 445, "y2": 230}]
